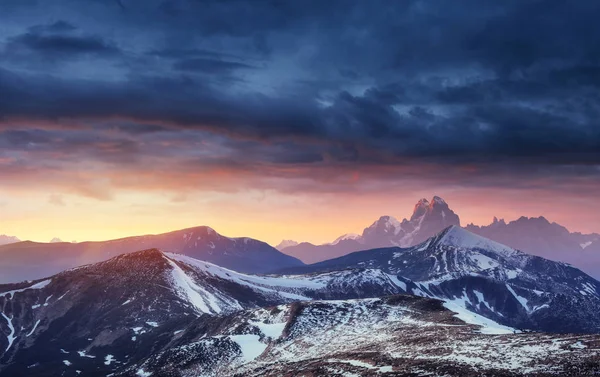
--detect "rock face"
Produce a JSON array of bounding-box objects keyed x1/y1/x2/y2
[
  {"x1": 281, "y1": 196, "x2": 461, "y2": 263},
  {"x1": 283, "y1": 226, "x2": 600, "y2": 334},
  {"x1": 0, "y1": 226, "x2": 304, "y2": 284},
  {"x1": 1, "y1": 247, "x2": 600, "y2": 376}
]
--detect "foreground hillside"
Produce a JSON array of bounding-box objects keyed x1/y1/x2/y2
[
  {"x1": 117, "y1": 297, "x2": 600, "y2": 377},
  {"x1": 2, "y1": 254, "x2": 599, "y2": 377},
  {"x1": 2, "y1": 228, "x2": 600, "y2": 376}
]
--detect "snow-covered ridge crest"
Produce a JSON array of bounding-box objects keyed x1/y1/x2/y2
[
  {"x1": 328, "y1": 233, "x2": 362, "y2": 246},
  {"x1": 0, "y1": 279, "x2": 52, "y2": 299},
  {"x1": 162, "y1": 250, "x2": 516, "y2": 335},
  {"x1": 162, "y1": 251, "x2": 411, "y2": 316},
  {"x1": 439, "y1": 225, "x2": 522, "y2": 257}
]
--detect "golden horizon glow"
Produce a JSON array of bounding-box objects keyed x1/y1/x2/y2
[{"x1": 2, "y1": 187, "x2": 599, "y2": 247}]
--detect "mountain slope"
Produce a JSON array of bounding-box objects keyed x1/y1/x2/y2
[
  {"x1": 0, "y1": 226, "x2": 303, "y2": 283},
  {"x1": 5, "y1": 264, "x2": 599, "y2": 377},
  {"x1": 0, "y1": 248, "x2": 409, "y2": 376},
  {"x1": 3, "y1": 245, "x2": 600, "y2": 376},
  {"x1": 281, "y1": 196, "x2": 460, "y2": 263},
  {"x1": 283, "y1": 226, "x2": 600, "y2": 333},
  {"x1": 124, "y1": 296, "x2": 600, "y2": 377}
]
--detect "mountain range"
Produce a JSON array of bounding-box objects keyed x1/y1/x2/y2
[
  {"x1": 0, "y1": 227, "x2": 303, "y2": 284},
  {"x1": 0, "y1": 236, "x2": 19, "y2": 247},
  {"x1": 2, "y1": 226, "x2": 600, "y2": 376},
  {"x1": 279, "y1": 196, "x2": 460, "y2": 264},
  {"x1": 278, "y1": 196, "x2": 600, "y2": 278}
]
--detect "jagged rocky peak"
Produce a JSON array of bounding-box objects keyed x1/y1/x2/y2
[
  {"x1": 280, "y1": 196, "x2": 463, "y2": 264},
  {"x1": 410, "y1": 196, "x2": 459, "y2": 224},
  {"x1": 492, "y1": 216, "x2": 506, "y2": 225},
  {"x1": 361, "y1": 196, "x2": 461, "y2": 247},
  {"x1": 411, "y1": 198, "x2": 430, "y2": 220}
]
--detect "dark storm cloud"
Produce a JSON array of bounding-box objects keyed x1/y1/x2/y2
[
  {"x1": 9, "y1": 33, "x2": 119, "y2": 56},
  {"x1": 172, "y1": 58, "x2": 255, "y2": 73},
  {"x1": 4, "y1": 21, "x2": 120, "y2": 58},
  {"x1": 0, "y1": 0, "x2": 599, "y2": 192},
  {"x1": 29, "y1": 20, "x2": 77, "y2": 34}
]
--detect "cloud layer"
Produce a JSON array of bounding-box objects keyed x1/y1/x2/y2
[{"x1": 1, "y1": 0, "x2": 599, "y2": 238}]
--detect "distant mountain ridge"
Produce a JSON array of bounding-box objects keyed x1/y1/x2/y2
[
  {"x1": 278, "y1": 196, "x2": 600, "y2": 277},
  {"x1": 280, "y1": 196, "x2": 460, "y2": 263},
  {"x1": 0, "y1": 235, "x2": 19, "y2": 246},
  {"x1": 0, "y1": 226, "x2": 303, "y2": 284},
  {"x1": 466, "y1": 216, "x2": 600, "y2": 277}
]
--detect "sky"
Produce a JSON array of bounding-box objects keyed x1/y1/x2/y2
[{"x1": 1, "y1": 0, "x2": 600, "y2": 245}]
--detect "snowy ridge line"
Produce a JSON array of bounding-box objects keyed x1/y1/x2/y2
[
  {"x1": 164, "y1": 250, "x2": 525, "y2": 335},
  {"x1": 0, "y1": 279, "x2": 52, "y2": 299}
]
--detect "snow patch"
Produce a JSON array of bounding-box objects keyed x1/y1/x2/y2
[
  {"x1": 104, "y1": 354, "x2": 116, "y2": 365},
  {"x1": 26, "y1": 319, "x2": 41, "y2": 337},
  {"x1": 1, "y1": 312, "x2": 16, "y2": 352},
  {"x1": 443, "y1": 300, "x2": 516, "y2": 335},
  {"x1": 506, "y1": 284, "x2": 530, "y2": 312},
  {"x1": 77, "y1": 350, "x2": 96, "y2": 358},
  {"x1": 386, "y1": 274, "x2": 406, "y2": 291},
  {"x1": 229, "y1": 334, "x2": 267, "y2": 362},
  {"x1": 249, "y1": 320, "x2": 286, "y2": 340},
  {"x1": 165, "y1": 257, "x2": 237, "y2": 314}
]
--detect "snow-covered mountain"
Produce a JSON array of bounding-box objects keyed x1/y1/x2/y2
[
  {"x1": 283, "y1": 226, "x2": 600, "y2": 334},
  {"x1": 116, "y1": 296, "x2": 600, "y2": 377},
  {"x1": 466, "y1": 216, "x2": 600, "y2": 278},
  {"x1": 281, "y1": 196, "x2": 461, "y2": 263},
  {"x1": 2, "y1": 245, "x2": 600, "y2": 376},
  {"x1": 0, "y1": 235, "x2": 19, "y2": 246},
  {"x1": 465, "y1": 216, "x2": 587, "y2": 261},
  {"x1": 329, "y1": 232, "x2": 361, "y2": 245},
  {"x1": 0, "y1": 248, "x2": 411, "y2": 376},
  {"x1": 0, "y1": 226, "x2": 303, "y2": 284},
  {"x1": 278, "y1": 197, "x2": 600, "y2": 278},
  {"x1": 274, "y1": 239, "x2": 298, "y2": 250}
]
